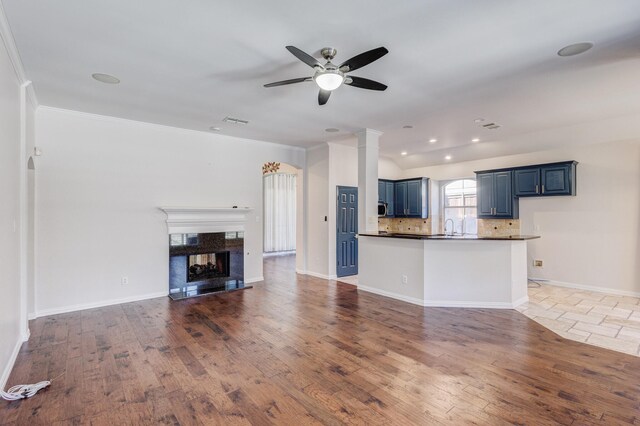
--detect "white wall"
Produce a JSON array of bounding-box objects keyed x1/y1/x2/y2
[
  {"x1": 304, "y1": 144, "x2": 329, "y2": 277},
  {"x1": 34, "y1": 107, "x2": 304, "y2": 316},
  {"x1": 401, "y1": 139, "x2": 640, "y2": 296},
  {"x1": 0, "y1": 28, "x2": 23, "y2": 388},
  {"x1": 305, "y1": 144, "x2": 397, "y2": 278},
  {"x1": 328, "y1": 143, "x2": 359, "y2": 277},
  {"x1": 378, "y1": 156, "x2": 403, "y2": 180},
  {"x1": 25, "y1": 100, "x2": 35, "y2": 316}
]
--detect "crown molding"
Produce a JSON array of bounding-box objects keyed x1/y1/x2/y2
[{"x1": 0, "y1": 2, "x2": 38, "y2": 106}]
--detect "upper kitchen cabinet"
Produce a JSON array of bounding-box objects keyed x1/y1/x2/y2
[
  {"x1": 394, "y1": 178, "x2": 429, "y2": 218},
  {"x1": 378, "y1": 179, "x2": 395, "y2": 216},
  {"x1": 385, "y1": 180, "x2": 395, "y2": 216},
  {"x1": 514, "y1": 161, "x2": 577, "y2": 197},
  {"x1": 476, "y1": 171, "x2": 518, "y2": 219}
]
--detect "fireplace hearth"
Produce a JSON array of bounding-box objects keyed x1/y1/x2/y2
[{"x1": 168, "y1": 232, "x2": 249, "y2": 300}]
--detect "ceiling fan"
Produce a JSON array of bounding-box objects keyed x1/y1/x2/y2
[{"x1": 264, "y1": 46, "x2": 389, "y2": 105}]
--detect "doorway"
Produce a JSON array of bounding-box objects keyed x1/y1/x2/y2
[
  {"x1": 336, "y1": 186, "x2": 358, "y2": 277},
  {"x1": 262, "y1": 162, "x2": 301, "y2": 274}
]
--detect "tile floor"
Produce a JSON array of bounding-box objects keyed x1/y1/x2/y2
[
  {"x1": 339, "y1": 275, "x2": 640, "y2": 356},
  {"x1": 517, "y1": 282, "x2": 640, "y2": 356}
]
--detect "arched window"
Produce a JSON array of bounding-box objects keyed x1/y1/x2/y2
[{"x1": 442, "y1": 179, "x2": 477, "y2": 235}]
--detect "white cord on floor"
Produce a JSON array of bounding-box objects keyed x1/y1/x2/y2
[{"x1": 1, "y1": 381, "x2": 51, "y2": 401}]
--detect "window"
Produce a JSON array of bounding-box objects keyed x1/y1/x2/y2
[
  {"x1": 170, "y1": 233, "x2": 198, "y2": 246},
  {"x1": 442, "y1": 179, "x2": 477, "y2": 235}
]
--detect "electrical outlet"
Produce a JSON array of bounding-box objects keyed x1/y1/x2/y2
[
  {"x1": 402, "y1": 275, "x2": 408, "y2": 284},
  {"x1": 533, "y1": 260, "x2": 543, "y2": 267},
  {"x1": 121, "y1": 276, "x2": 129, "y2": 285}
]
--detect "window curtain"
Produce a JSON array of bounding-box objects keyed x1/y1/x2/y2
[{"x1": 263, "y1": 173, "x2": 296, "y2": 252}]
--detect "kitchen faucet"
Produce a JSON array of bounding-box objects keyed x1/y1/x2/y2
[{"x1": 444, "y1": 219, "x2": 454, "y2": 236}]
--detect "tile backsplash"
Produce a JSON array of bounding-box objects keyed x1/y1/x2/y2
[
  {"x1": 378, "y1": 217, "x2": 521, "y2": 237},
  {"x1": 378, "y1": 218, "x2": 432, "y2": 234},
  {"x1": 477, "y1": 219, "x2": 521, "y2": 237}
]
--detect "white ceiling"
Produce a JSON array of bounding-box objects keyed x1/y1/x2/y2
[{"x1": 4, "y1": 0, "x2": 640, "y2": 167}]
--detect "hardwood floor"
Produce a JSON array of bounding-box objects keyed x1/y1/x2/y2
[{"x1": 2, "y1": 254, "x2": 640, "y2": 425}]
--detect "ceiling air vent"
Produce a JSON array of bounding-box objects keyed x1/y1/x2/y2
[
  {"x1": 482, "y1": 122, "x2": 501, "y2": 130},
  {"x1": 223, "y1": 116, "x2": 249, "y2": 125}
]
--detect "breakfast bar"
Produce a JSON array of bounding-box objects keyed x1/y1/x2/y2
[{"x1": 358, "y1": 233, "x2": 540, "y2": 309}]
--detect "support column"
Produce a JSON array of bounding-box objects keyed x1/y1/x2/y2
[{"x1": 356, "y1": 129, "x2": 382, "y2": 233}]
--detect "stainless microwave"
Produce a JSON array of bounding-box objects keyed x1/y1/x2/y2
[{"x1": 378, "y1": 201, "x2": 387, "y2": 217}]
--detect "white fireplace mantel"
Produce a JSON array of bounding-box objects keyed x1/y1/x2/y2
[{"x1": 159, "y1": 207, "x2": 253, "y2": 234}]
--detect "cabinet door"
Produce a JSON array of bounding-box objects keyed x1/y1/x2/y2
[
  {"x1": 378, "y1": 180, "x2": 385, "y2": 202},
  {"x1": 494, "y1": 171, "x2": 513, "y2": 217},
  {"x1": 514, "y1": 168, "x2": 540, "y2": 196},
  {"x1": 477, "y1": 173, "x2": 495, "y2": 217},
  {"x1": 541, "y1": 164, "x2": 571, "y2": 195},
  {"x1": 385, "y1": 181, "x2": 395, "y2": 216},
  {"x1": 406, "y1": 180, "x2": 422, "y2": 217},
  {"x1": 394, "y1": 181, "x2": 407, "y2": 216}
]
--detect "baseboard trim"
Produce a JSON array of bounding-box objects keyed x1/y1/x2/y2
[
  {"x1": 512, "y1": 295, "x2": 529, "y2": 308},
  {"x1": 303, "y1": 270, "x2": 337, "y2": 281},
  {"x1": 245, "y1": 276, "x2": 264, "y2": 284},
  {"x1": 357, "y1": 284, "x2": 527, "y2": 309},
  {"x1": 1, "y1": 334, "x2": 23, "y2": 391},
  {"x1": 32, "y1": 291, "x2": 168, "y2": 319},
  {"x1": 530, "y1": 278, "x2": 640, "y2": 298},
  {"x1": 356, "y1": 284, "x2": 425, "y2": 306}
]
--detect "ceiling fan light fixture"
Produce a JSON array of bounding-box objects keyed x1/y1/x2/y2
[{"x1": 314, "y1": 70, "x2": 344, "y2": 91}]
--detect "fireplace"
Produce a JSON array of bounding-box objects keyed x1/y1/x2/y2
[
  {"x1": 168, "y1": 232, "x2": 246, "y2": 300},
  {"x1": 160, "y1": 207, "x2": 253, "y2": 300},
  {"x1": 187, "y1": 251, "x2": 230, "y2": 282}
]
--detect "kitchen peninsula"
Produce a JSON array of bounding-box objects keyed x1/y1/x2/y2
[{"x1": 358, "y1": 233, "x2": 540, "y2": 309}]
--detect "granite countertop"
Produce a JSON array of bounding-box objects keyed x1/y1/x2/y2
[{"x1": 359, "y1": 232, "x2": 540, "y2": 241}]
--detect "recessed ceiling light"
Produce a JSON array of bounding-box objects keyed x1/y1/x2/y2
[
  {"x1": 209, "y1": 126, "x2": 222, "y2": 132},
  {"x1": 471, "y1": 138, "x2": 480, "y2": 143},
  {"x1": 474, "y1": 118, "x2": 485, "y2": 123},
  {"x1": 429, "y1": 138, "x2": 437, "y2": 143},
  {"x1": 325, "y1": 128, "x2": 340, "y2": 133},
  {"x1": 401, "y1": 151, "x2": 408, "y2": 156},
  {"x1": 92, "y1": 73, "x2": 120, "y2": 84},
  {"x1": 557, "y1": 42, "x2": 594, "y2": 57},
  {"x1": 403, "y1": 125, "x2": 413, "y2": 129},
  {"x1": 444, "y1": 155, "x2": 452, "y2": 160}
]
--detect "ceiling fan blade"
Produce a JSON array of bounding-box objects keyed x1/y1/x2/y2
[
  {"x1": 344, "y1": 76, "x2": 387, "y2": 91},
  {"x1": 264, "y1": 77, "x2": 312, "y2": 88},
  {"x1": 286, "y1": 46, "x2": 324, "y2": 69},
  {"x1": 318, "y1": 89, "x2": 331, "y2": 105},
  {"x1": 339, "y1": 47, "x2": 388, "y2": 72}
]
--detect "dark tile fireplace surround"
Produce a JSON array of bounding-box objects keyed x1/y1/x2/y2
[{"x1": 169, "y1": 232, "x2": 249, "y2": 300}]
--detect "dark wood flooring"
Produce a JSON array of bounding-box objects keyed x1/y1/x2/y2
[{"x1": 2, "y1": 254, "x2": 639, "y2": 425}]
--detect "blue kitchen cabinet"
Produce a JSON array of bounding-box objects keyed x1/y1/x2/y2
[
  {"x1": 394, "y1": 178, "x2": 429, "y2": 218},
  {"x1": 378, "y1": 179, "x2": 395, "y2": 217},
  {"x1": 514, "y1": 161, "x2": 577, "y2": 197},
  {"x1": 541, "y1": 162, "x2": 576, "y2": 195},
  {"x1": 385, "y1": 180, "x2": 395, "y2": 216},
  {"x1": 514, "y1": 168, "x2": 540, "y2": 196},
  {"x1": 476, "y1": 171, "x2": 518, "y2": 219},
  {"x1": 394, "y1": 181, "x2": 407, "y2": 216}
]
